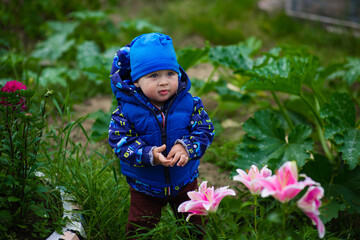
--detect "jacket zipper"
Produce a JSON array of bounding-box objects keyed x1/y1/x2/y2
[
  {"x1": 134, "y1": 86, "x2": 186, "y2": 186},
  {"x1": 161, "y1": 87, "x2": 186, "y2": 185}
]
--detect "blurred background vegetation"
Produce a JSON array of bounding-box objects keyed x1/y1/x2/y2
[
  {"x1": 2, "y1": 0, "x2": 360, "y2": 63},
  {"x1": 2, "y1": 0, "x2": 359, "y2": 116}
]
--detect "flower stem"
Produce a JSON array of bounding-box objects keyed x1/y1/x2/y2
[
  {"x1": 281, "y1": 202, "x2": 289, "y2": 238},
  {"x1": 210, "y1": 213, "x2": 225, "y2": 239},
  {"x1": 254, "y1": 195, "x2": 258, "y2": 240}
]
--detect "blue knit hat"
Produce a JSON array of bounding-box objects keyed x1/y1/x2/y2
[{"x1": 130, "y1": 33, "x2": 180, "y2": 82}]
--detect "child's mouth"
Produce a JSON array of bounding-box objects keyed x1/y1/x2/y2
[{"x1": 159, "y1": 90, "x2": 169, "y2": 95}]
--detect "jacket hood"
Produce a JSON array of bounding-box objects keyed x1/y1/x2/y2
[{"x1": 109, "y1": 45, "x2": 191, "y2": 105}]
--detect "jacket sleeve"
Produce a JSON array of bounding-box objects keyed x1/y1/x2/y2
[
  {"x1": 108, "y1": 105, "x2": 154, "y2": 167},
  {"x1": 175, "y1": 96, "x2": 215, "y2": 160}
]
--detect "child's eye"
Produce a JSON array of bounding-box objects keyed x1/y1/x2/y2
[
  {"x1": 149, "y1": 73, "x2": 158, "y2": 78},
  {"x1": 167, "y1": 71, "x2": 176, "y2": 76}
]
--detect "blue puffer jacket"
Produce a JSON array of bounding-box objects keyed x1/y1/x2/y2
[{"x1": 108, "y1": 46, "x2": 215, "y2": 197}]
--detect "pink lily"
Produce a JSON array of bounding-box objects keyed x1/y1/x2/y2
[
  {"x1": 233, "y1": 165, "x2": 272, "y2": 195},
  {"x1": 260, "y1": 161, "x2": 318, "y2": 203},
  {"x1": 297, "y1": 186, "x2": 325, "y2": 238},
  {"x1": 178, "y1": 181, "x2": 236, "y2": 221}
]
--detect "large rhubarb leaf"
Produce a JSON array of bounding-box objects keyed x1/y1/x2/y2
[
  {"x1": 32, "y1": 33, "x2": 75, "y2": 61},
  {"x1": 320, "y1": 92, "x2": 360, "y2": 169},
  {"x1": 177, "y1": 45, "x2": 209, "y2": 71},
  {"x1": 241, "y1": 52, "x2": 320, "y2": 95},
  {"x1": 208, "y1": 37, "x2": 260, "y2": 70},
  {"x1": 233, "y1": 109, "x2": 313, "y2": 171}
]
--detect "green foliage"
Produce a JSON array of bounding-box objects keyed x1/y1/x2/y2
[
  {"x1": 327, "y1": 57, "x2": 360, "y2": 85},
  {"x1": 208, "y1": 39, "x2": 360, "y2": 237},
  {"x1": 38, "y1": 67, "x2": 68, "y2": 87},
  {"x1": 37, "y1": 93, "x2": 129, "y2": 239},
  {"x1": 0, "y1": 87, "x2": 64, "y2": 239},
  {"x1": 209, "y1": 37, "x2": 261, "y2": 71},
  {"x1": 120, "y1": 19, "x2": 163, "y2": 35},
  {"x1": 235, "y1": 110, "x2": 313, "y2": 171},
  {"x1": 2, "y1": 1, "x2": 360, "y2": 238},
  {"x1": 177, "y1": 44, "x2": 210, "y2": 71},
  {"x1": 320, "y1": 92, "x2": 360, "y2": 169},
  {"x1": 89, "y1": 110, "x2": 112, "y2": 142},
  {"x1": 32, "y1": 33, "x2": 76, "y2": 61}
]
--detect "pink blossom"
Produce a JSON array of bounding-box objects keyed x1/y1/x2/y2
[
  {"x1": 0, "y1": 80, "x2": 27, "y2": 111},
  {"x1": 1, "y1": 80, "x2": 27, "y2": 93},
  {"x1": 233, "y1": 165, "x2": 272, "y2": 194},
  {"x1": 178, "y1": 181, "x2": 236, "y2": 221},
  {"x1": 259, "y1": 161, "x2": 318, "y2": 203},
  {"x1": 297, "y1": 186, "x2": 325, "y2": 238}
]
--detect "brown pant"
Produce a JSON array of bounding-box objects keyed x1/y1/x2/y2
[{"x1": 126, "y1": 179, "x2": 206, "y2": 239}]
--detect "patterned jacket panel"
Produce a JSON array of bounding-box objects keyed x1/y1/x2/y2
[{"x1": 108, "y1": 95, "x2": 215, "y2": 168}]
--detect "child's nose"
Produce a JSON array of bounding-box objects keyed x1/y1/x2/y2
[{"x1": 159, "y1": 77, "x2": 169, "y2": 85}]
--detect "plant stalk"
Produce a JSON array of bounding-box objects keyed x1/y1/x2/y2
[
  {"x1": 196, "y1": 65, "x2": 218, "y2": 96},
  {"x1": 254, "y1": 195, "x2": 259, "y2": 240},
  {"x1": 271, "y1": 91, "x2": 294, "y2": 130},
  {"x1": 315, "y1": 120, "x2": 334, "y2": 164},
  {"x1": 299, "y1": 94, "x2": 323, "y2": 128},
  {"x1": 299, "y1": 94, "x2": 333, "y2": 162}
]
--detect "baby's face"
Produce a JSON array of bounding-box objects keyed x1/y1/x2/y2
[{"x1": 135, "y1": 70, "x2": 178, "y2": 107}]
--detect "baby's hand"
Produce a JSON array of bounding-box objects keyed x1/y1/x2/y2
[
  {"x1": 153, "y1": 144, "x2": 172, "y2": 167},
  {"x1": 167, "y1": 144, "x2": 189, "y2": 167}
]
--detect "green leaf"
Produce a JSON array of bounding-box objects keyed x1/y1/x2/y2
[
  {"x1": 285, "y1": 95, "x2": 316, "y2": 123},
  {"x1": 321, "y1": 199, "x2": 346, "y2": 223},
  {"x1": 301, "y1": 154, "x2": 332, "y2": 184},
  {"x1": 320, "y1": 92, "x2": 355, "y2": 139},
  {"x1": 103, "y1": 46, "x2": 121, "y2": 64},
  {"x1": 177, "y1": 45, "x2": 209, "y2": 71},
  {"x1": 266, "y1": 211, "x2": 282, "y2": 224},
  {"x1": 214, "y1": 81, "x2": 246, "y2": 102},
  {"x1": 69, "y1": 10, "x2": 106, "y2": 21},
  {"x1": 46, "y1": 21, "x2": 79, "y2": 35},
  {"x1": 233, "y1": 110, "x2": 313, "y2": 171},
  {"x1": 38, "y1": 67, "x2": 68, "y2": 87},
  {"x1": 241, "y1": 57, "x2": 298, "y2": 95},
  {"x1": 34, "y1": 184, "x2": 49, "y2": 193},
  {"x1": 120, "y1": 19, "x2": 162, "y2": 33},
  {"x1": 304, "y1": 155, "x2": 360, "y2": 218},
  {"x1": 337, "y1": 128, "x2": 360, "y2": 170},
  {"x1": 327, "y1": 57, "x2": 360, "y2": 85},
  {"x1": 239, "y1": 49, "x2": 322, "y2": 96},
  {"x1": 320, "y1": 92, "x2": 360, "y2": 169},
  {"x1": 32, "y1": 33, "x2": 75, "y2": 61},
  {"x1": 90, "y1": 110, "x2": 111, "y2": 141},
  {"x1": 0, "y1": 210, "x2": 12, "y2": 224},
  {"x1": 329, "y1": 165, "x2": 360, "y2": 213},
  {"x1": 243, "y1": 36, "x2": 262, "y2": 54},
  {"x1": 7, "y1": 196, "x2": 20, "y2": 202},
  {"x1": 76, "y1": 41, "x2": 102, "y2": 69},
  {"x1": 342, "y1": 57, "x2": 360, "y2": 85},
  {"x1": 209, "y1": 43, "x2": 254, "y2": 70}
]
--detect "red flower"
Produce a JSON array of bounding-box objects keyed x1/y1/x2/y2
[
  {"x1": 1, "y1": 80, "x2": 27, "y2": 111},
  {"x1": 1, "y1": 80, "x2": 27, "y2": 93}
]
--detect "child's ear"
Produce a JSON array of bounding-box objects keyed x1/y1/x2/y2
[{"x1": 134, "y1": 81, "x2": 140, "y2": 87}]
